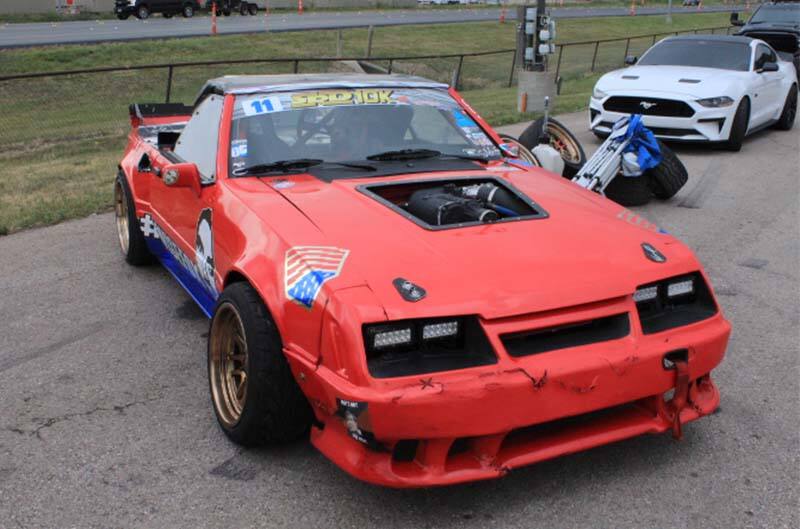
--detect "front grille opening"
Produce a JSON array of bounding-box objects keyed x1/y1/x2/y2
[
  {"x1": 603, "y1": 96, "x2": 695, "y2": 118},
  {"x1": 447, "y1": 437, "x2": 472, "y2": 459},
  {"x1": 501, "y1": 313, "x2": 630, "y2": 357},
  {"x1": 392, "y1": 440, "x2": 420, "y2": 462}
]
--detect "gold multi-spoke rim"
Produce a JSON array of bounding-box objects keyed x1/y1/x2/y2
[
  {"x1": 547, "y1": 122, "x2": 582, "y2": 163},
  {"x1": 114, "y1": 180, "x2": 130, "y2": 255},
  {"x1": 502, "y1": 136, "x2": 540, "y2": 166},
  {"x1": 209, "y1": 303, "x2": 249, "y2": 428}
]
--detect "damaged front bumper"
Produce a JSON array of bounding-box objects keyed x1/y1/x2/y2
[{"x1": 294, "y1": 304, "x2": 730, "y2": 487}]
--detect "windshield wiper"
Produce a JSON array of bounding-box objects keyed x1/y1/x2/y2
[
  {"x1": 367, "y1": 148, "x2": 442, "y2": 161},
  {"x1": 233, "y1": 158, "x2": 376, "y2": 176}
]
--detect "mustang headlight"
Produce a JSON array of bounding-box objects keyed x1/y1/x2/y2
[
  {"x1": 633, "y1": 272, "x2": 718, "y2": 334},
  {"x1": 592, "y1": 87, "x2": 608, "y2": 100},
  {"x1": 362, "y1": 317, "x2": 496, "y2": 378},
  {"x1": 696, "y1": 96, "x2": 734, "y2": 108}
]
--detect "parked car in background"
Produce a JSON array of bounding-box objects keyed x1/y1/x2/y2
[
  {"x1": 732, "y1": 1, "x2": 800, "y2": 84},
  {"x1": 115, "y1": 0, "x2": 201, "y2": 19},
  {"x1": 590, "y1": 35, "x2": 797, "y2": 150}
]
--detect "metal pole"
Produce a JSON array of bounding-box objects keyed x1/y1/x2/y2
[
  {"x1": 336, "y1": 29, "x2": 343, "y2": 58},
  {"x1": 388, "y1": 59, "x2": 393, "y2": 74},
  {"x1": 590, "y1": 41, "x2": 600, "y2": 72},
  {"x1": 293, "y1": 59, "x2": 299, "y2": 73},
  {"x1": 165, "y1": 65, "x2": 174, "y2": 103},
  {"x1": 623, "y1": 37, "x2": 631, "y2": 64},
  {"x1": 508, "y1": 49, "x2": 517, "y2": 87},
  {"x1": 554, "y1": 44, "x2": 564, "y2": 80},
  {"x1": 366, "y1": 25, "x2": 374, "y2": 58},
  {"x1": 451, "y1": 55, "x2": 464, "y2": 90},
  {"x1": 666, "y1": 0, "x2": 672, "y2": 24}
]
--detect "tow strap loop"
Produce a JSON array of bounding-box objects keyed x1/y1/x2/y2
[{"x1": 670, "y1": 358, "x2": 690, "y2": 440}]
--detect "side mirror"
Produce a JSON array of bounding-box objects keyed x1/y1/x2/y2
[
  {"x1": 162, "y1": 162, "x2": 202, "y2": 196},
  {"x1": 759, "y1": 62, "x2": 779, "y2": 73},
  {"x1": 499, "y1": 142, "x2": 520, "y2": 158},
  {"x1": 624, "y1": 55, "x2": 638, "y2": 66},
  {"x1": 730, "y1": 12, "x2": 744, "y2": 26}
]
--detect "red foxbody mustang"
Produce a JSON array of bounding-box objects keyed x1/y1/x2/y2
[{"x1": 115, "y1": 74, "x2": 730, "y2": 487}]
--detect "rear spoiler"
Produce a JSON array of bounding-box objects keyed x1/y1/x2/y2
[{"x1": 129, "y1": 103, "x2": 193, "y2": 127}]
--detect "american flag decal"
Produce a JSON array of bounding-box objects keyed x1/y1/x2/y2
[{"x1": 285, "y1": 246, "x2": 349, "y2": 308}]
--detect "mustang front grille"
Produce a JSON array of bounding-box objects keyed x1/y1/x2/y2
[
  {"x1": 603, "y1": 96, "x2": 695, "y2": 118},
  {"x1": 500, "y1": 313, "x2": 630, "y2": 357}
]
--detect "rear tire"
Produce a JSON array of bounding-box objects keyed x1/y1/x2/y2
[
  {"x1": 775, "y1": 85, "x2": 797, "y2": 131},
  {"x1": 239, "y1": 2, "x2": 248, "y2": 15},
  {"x1": 208, "y1": 282, "x2": 313, "y2": 446},
  {"x1": 182, "y1": 3, "x2": 195, "y2": 17},
  {"x1": 723, "y1": 98, "x2": 749, "y2": 152},
  {"x1": 603, "y1": 173, "x2": 652, "y2": 207},
  {"x1": 646, "y1": 141, "x2": 688, "y2": 200},
  {"x1": 136, "y1": 5, "x2": 150, "y2": 19},
  {"x1": 114, "y1": 172, "x2": 152, "y2": 266},
  {"x1": 518, "y1": 117, "x2": 586, "y2": 178},
  {"x1": 248, "y1": 2, "x2": 258, "y2": 15}
]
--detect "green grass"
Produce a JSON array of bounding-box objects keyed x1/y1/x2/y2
[{"x1": 0, "y1": 12, "x2": 731, "y2": 234}]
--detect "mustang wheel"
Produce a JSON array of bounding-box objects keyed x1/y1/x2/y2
[
  {"x1": 498, "y1": 133, "x2": 540, "y2": 166},
  {"x1": 646, "y1": 141, "x2": 688, "y2": 200},
  {"x1": 114, "y1": 173, "x2": 152, "y2": 266},
  {"x1": 518, "y1": 117, "x2": 586, "y2": 178},
  {"x1": 603, "y1": 172, "x2": 652, "y2": 207},
  {"x1": 775, "y1": 86, "x2": 797, "y2": 131},
  {"x1": 724, "y1": 98, "x2": 749, "y2": 151},
  {"x1": 208, "y1": 282, "x2": 313, "y2": 446}
]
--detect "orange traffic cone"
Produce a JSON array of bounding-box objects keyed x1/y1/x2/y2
[
  {"x1": 629, "y1": 0, "x2": 636, "y2": 16},
  {"x1": 298, "y1": 0, "x2": 303, "y2": 15},
  {"x1": 211, "y1": 2, "x2": 217, "y2": 36}
]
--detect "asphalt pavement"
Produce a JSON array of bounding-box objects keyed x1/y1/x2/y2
[
  {"x1": 0, "y1": 5, "x2": 745, "y2": 48},
  {"x1": 0, "y1": 110, "x2": 798, "y2": 528}
]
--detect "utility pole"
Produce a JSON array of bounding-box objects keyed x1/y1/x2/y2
[{"x1": 666, "y1": 0, "x2": 673, "y2": 23}]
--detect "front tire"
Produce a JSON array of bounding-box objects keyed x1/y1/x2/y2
[
  {"x1": 248, "y1": 3, "x2": 258, "y2": 15},
  {"x1": 723, "y1": 98, "x2": 749, "y2": 152},
  {"x1": 208, "y1": 282, "x2": 313, "y2": 446},
  {"x1": 775, "y1": 86, "x2": 797, "y2": 131},
  {"x1": 114, "y1": 173, "x2": 152, "y2": 266},
  {"x1": 182, "y1": 3, "x2": 195, "y2": 17},
  {"x1": 117, "y1": 13, "x2": 130, "y2": 20},
  {"x1": 136, "y1": 5, "x2": 150, "y2": 19},
  {"x1": 239, "y1": 2, "x2": 249, "y2": 15}
]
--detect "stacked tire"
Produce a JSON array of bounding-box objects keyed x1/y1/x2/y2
[{"x1": 604, "y1": 141, "x2": 688, "y2": 206}]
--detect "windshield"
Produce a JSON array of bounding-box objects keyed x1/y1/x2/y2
[
  {"x1": 750, "y1": 5, "x2": 800, "y2": 24},
  {"x1": 638, "y1": 40, "x2": 751, "y2": 71},
  {"x1": 230, "y1": 87, "x2": 501, "y2": 174}
]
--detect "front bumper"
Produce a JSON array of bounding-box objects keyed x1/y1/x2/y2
[
  {"x1": 291, "y1": 294, "x2": 731, "y2": 487},
  {"x1": 589, "y1": 95, "x2": 736, "y2": 143}
]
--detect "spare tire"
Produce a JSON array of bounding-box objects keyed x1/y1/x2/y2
[
  {"x1": 498, "y1": 133, "x2": 541, "y2": 167},
  {"x1": 646, "y1": 140, "x2": 688, "y2": 200},
  {"x1": 603, "y1": 173, "x2": 652, "y2": 207},
  {"x1": 518, "y1": 117, "x2": 586, "y2": 178}
]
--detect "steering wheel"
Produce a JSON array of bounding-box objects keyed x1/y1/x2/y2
[{"x1": 295, "y1": 109, "x2": 335, "y2": 147}]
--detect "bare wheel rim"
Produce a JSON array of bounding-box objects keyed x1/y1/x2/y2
[
  {"x1": 547, "y1": 122, "x2": 582, "y2": 163},
  {"x1": 502, "y1": 137, "x2": 540, "y2": 166},
  {"x1": 114, "y1": 180, "x2": 130, "y2": 255},
  {"x1": 209, "y1": 303, "x2": 249, "y2": 428}
]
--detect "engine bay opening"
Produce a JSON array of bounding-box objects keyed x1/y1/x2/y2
[{"x1": 358, "y1": 177, "x2": 547, "y2": 230}]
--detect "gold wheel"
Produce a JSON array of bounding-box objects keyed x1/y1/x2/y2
[
  {"x1": 547, "y1": 121, "x2": 582, "y2": 164},
  {"x1": 499, "y1": 135, "x2": 540, "y2": 166},
  {"x1": 114, "y1": 179, "x2": 130, "y2": 255},
  {"x1": 209, "y1": 303, "x2": 249, "y2": 428}
]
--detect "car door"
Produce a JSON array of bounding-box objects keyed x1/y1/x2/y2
[
  {"x1": 750, "y1": 44, "x2": 784, "y2": 127},
  {"x1": 150, "y1": 94, "x2": 224, "y2": 298}
]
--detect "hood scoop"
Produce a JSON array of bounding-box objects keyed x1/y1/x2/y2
[
  {"x1": 621, "y1": 75, "x2": 639, "y2": 80},
  {"x1": 679, "y1": 78, "x2": 702, "y2": 84},
  {"x1": 358, "y1": 177, "x2": 548, "y2": 230}
]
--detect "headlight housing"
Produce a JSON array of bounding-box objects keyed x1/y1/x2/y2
[
  {"x1": 362, "y1": 316, "x2": 496, "y2": 378},
  {"x1": 592, "y1": 87, "x2": 608, "y2": 100},
  {"x1": 633, "y1": 272, "x2": 718, "y2": 334},
  {"x1": 696, "y1": 96, "x2": 734, "y2": 108}
]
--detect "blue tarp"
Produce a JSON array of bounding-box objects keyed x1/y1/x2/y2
[{"x1": 621, "y1": 114, "x2": 662, "y2": 172}]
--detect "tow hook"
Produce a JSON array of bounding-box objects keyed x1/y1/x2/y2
[{"x1": 663, "y1": 350, "x2": 690, "y2": 440}]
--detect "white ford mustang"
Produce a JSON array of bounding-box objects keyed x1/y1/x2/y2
[{"x1": 590, "y1": 35, "x2": 797, "y2": 150}]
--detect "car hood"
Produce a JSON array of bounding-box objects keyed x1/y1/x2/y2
[
  {"x1": 261, "y1": 167, "x2": 696, "y2": 320},
  {"x1": 597, "y1": 65, "x2": 745, "y2": 98}
]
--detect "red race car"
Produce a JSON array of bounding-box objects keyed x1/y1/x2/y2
[{"x1": 115, "y1": 74, "x2": 731, "y2": 487}]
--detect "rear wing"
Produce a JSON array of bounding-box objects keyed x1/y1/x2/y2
[
  {"x1": 129, "y1": 103, "x2": 193, "y2": 127},
  {"x1": 129, "y1": 103, "x2": 193, "y2": 150}
]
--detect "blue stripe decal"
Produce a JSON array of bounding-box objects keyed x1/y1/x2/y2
[{"x1": 146, "y1": 238, "x2": 217, "y2": 318}]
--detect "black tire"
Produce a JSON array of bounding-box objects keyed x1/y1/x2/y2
[
  {"x1": 114, "y1": 172, "x2": 152, "y2": 266},
  {"x1": 518, "y1": 117, "x2": 586, "y2": 178},
  {"x1": 208, "y1": 282, "x2": 313, "y2": 446},
  {"x1": 775, "y1": 85, "x2": 797, "y2": 131},
  {"x1": 723, "y1": 98, "x2": 749, "y2": 151},
  {"x1": 592, "y1": 129, "x2": 609, "y2": 141},
  {"x1": 603, "y1": 173, "x2": 652, "y2": 207},
  {"x1": 498, "y1": 133, "x2": 541, "y2": 166},
  {"x1": 240, "y1": 2, "x2": 248, "y2": 15},
  {"x1": 248, "y1": 2, "x2": 258, "y2": 15},
  {"x1": 646, "y1": 140, "x2": 688, "y2": 200},
  {"x1": 163, "y1": 12, "x2": 173, "y2": 18},
  {"x1": 182, "y1": 3, "x2": 195, "y2": 17},
  {"x1": 117, "y1": 13, "x2": 130, "y2": 20},
  {"x1": 136, "y1": 5, "x2": 150, "y2": 19}
]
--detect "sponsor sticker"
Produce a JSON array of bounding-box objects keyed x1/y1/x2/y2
[
  {"x1": 284, "y1": 246, "x2": 349, "y2": 308},
  {"x1": 242, "y1": 96, "x2": 285, "y2": 116},
  {"x1": 231, "y1": 139, "x2": 248, "y2": 158},
  {"x1": 291, "y1": 89, "x2": 394, "y2": 108}
]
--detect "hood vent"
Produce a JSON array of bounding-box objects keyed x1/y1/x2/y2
[
  {"x1": 621, "y1": 75, "x2": 639, "y2": 80},
  {"x1": 679, "y1": 78, "x2": 701, "y2": 84},
  {"x1": 358, "y1": 177, "x2": 548, "y2": 230}
]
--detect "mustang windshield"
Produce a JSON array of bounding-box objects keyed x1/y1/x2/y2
[
  {"x1": 638, "y1": 40, "x2": 751, "y2": 71},
  {"x1": 230, "y1": 87, "x2": 501, "y2": 174}
]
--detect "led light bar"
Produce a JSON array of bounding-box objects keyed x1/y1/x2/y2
[
  {"x1": 667, "y1": 279, "x2": 694, "y2": 298},
  {"x1": 373, "y1": 328, "x2": 412, "y2": 349},
  {"x1": 633, "y1": 285, "x2": 659, "y2": 303},
  {"x1": 422, "y1": 321, "x2": 459, "y2": 340}
]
